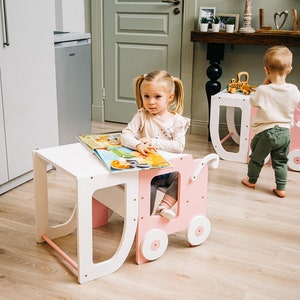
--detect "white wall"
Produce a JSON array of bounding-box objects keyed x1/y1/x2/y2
[{"x1": 55, "y1": 0, "x2": 85, "y2": 32}]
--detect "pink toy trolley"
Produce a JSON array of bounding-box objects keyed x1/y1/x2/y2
[
  {"x1": 93, "y1": 152, "x2": 219, "y2": 265},
  {"x1": 288, "y1": 103, "x2": 300, "y2": 171},
  {"x1": 135, "y1": 153, "x2": 219, "y2": 264}
]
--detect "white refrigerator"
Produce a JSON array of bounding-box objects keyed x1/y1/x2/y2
[{"x1": 54, "y1": 32, "x2": 92, "y2": 145}]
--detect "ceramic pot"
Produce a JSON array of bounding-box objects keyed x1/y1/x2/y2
[
  {"x1": 200, "y1": 23, "x2": 208, "y2": 32},
  {"x1": 226, "y1": 24, "x2": 235, "y2": 33},
  {"x1": 212, "y1": 23, "x2": 220, "y2": 32}
]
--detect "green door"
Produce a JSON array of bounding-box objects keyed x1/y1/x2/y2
[{"x1": 103, "y1": 0, "x2": 183, "y2": 123}]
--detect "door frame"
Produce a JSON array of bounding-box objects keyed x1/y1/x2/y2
[{"x1": 91, "y1": 0, "x2": 196, "y2": 122}]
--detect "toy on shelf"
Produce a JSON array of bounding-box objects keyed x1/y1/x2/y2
[{"x1": 227, "y1": 71, "x2": 256, "y2": 95}]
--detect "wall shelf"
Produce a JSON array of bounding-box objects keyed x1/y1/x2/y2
[{"x1": 191, "y1": 30, "x2": 300, "y2": 47}]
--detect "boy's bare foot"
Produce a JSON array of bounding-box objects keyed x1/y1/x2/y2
[
  {"x1": 273, "y1": 189, "x2": 286, "y2": 198},
  {"x1": 241, "y1": 178, "x2": 255, "y2": 188}
]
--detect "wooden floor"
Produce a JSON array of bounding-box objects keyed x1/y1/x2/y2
[{"x1": 0, "y1": 122, "x2": 299, "y2": 299}]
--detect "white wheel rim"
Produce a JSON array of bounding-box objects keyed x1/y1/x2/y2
[
  {"x1": 288, "y1": 150, "x2": 300, "y2": 171},
  {"x1": 141, "y1": 229, "x2": 168, "y2": 261},
  {"x1": 187, "y1": 216, "x2": 211, "y2": 246}
]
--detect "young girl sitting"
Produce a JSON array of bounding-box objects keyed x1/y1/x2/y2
[{"x1": 121, "y1": 70, "x2": 190, "y2": 219}]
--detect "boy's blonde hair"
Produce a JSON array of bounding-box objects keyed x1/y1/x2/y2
[
  {"x1": 134, "y1": 70, "x2": 184, "y2": 115},
  {"x1": 263, "y1": 45, "x2": 293, "y2": 75}
]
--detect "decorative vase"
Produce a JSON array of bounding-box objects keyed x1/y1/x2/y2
[
  {"x1": 226, "y1": 24, "x2": 235, "y2": 33},
  {"x1": 200, "y1": 23, "x2": 209, "y2": 32},
  {"x1": 212, "y1": 23, "x2": 220, "y2": 32}
]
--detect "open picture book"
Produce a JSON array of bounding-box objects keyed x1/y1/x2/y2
[{"x1": 77, "y1": 133, "x2": 172, "y2": 172}]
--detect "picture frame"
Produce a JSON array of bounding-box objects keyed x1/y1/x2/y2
[
  {"x1": 199, "y1": 7, "x2": 216, "y2": 28},
  {"x1": 216, "y1": 13, "x2": 240, "y2": 32}
]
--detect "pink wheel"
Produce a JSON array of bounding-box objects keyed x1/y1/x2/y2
[
  {"x1": 288, "y1": 150, "x2": 300, "y2": 171},
  {"x1": 186, "y1": 216, "x2": 211, "y2": 246},
  {"x1": 141, "y1": 229, "x2": 168, "y2": 261}
]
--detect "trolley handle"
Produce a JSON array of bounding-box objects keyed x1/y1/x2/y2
[{"x1": 191, "y1": 153, "x2": 219, "y2": 182}]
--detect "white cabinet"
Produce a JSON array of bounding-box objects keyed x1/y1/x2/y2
[{"x1": 0, "y1": 0, "x2": 59, "y2": 193}]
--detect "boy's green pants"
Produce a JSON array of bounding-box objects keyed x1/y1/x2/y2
[{"x1": 247, "y1": 126, "x2": 290, "y2": 190}]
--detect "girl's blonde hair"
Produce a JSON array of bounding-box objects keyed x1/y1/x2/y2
[
  {"x1": 263, "y1": 45, "x2": 293, "y2": 75},
  {"x1": 134, "y1": 70, "x2": 184, "y2": 115}
]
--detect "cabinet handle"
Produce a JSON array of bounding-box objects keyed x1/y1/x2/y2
[
  {"x1": 1, "y1": 0, "x2": 10, "y2": 46},
  {"x1": 161, "y1": 0, "x2": 180, "y2": 4}
]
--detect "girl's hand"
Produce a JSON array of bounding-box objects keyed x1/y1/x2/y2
[{"x1": 136, "y1": 143, "x2": 157, "y2": 156}]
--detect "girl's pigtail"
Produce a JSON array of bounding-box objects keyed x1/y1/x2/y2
[
  {"x1": 134, "y1": 75, "x2": 145, "y2": 109},
  {"x1": 170, "y1": 77, "x2": 184, "y2": 115}
]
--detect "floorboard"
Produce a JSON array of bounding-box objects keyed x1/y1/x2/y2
[{"x1": 0, "y1": 122, "x2": 299, "y2": 299}]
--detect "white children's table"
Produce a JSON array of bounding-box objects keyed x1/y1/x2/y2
[
  {"x1": 33, "y1": 143, "x2": 140, "y2": 283},
  {"x1": 33, "y1": 143, "x2": 195, "y2": 283},
  {"x1": 34, "y1": 143, "x2": 219, "y2": 283}
]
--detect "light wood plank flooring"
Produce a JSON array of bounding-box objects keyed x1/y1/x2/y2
[{"x1": 0, "y1": 122, "x2": 299, "y2": 299}]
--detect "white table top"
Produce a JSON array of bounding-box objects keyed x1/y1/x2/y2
[
  {"x1": 213, "y1": 89, "x2": 251, "y2": 100},
  {"x1": 34, "y1": 143, "x2": 183, "y2": 179},
  {"x1": 34, "y1": 143, "x2": 110, "y2": 179}
]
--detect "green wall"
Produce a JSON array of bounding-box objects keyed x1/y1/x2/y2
[{"x1": 192, "y1": 0, "x2": 300, "y2": 135}]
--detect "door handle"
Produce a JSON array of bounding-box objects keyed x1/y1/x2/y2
[
  {"x1": 161, "y1": 0, "x2": 180, "y2": 5},
  {"x1": 1, "y1": 0, "x2": 10, "y2": 46}
]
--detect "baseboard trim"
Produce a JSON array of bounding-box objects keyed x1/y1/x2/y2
[{"x1": 190, "y1": 119, "x2": 240, "y2": 137}]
